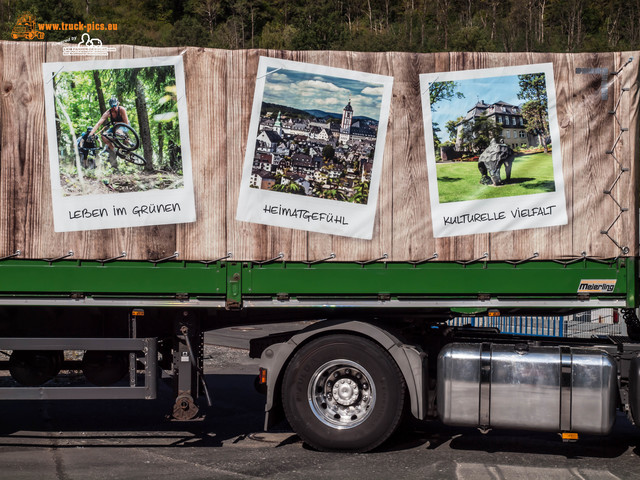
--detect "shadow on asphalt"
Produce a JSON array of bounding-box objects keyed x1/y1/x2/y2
[
  {"x1": 0, "y1": 372, "x2": 639, "y2": 459},
  {"x1": 0, "y1": 373, "x2": 266, "y2": 449},
  {"x1": 375, "y1": 414, "x2": 640, "y2": 459}
]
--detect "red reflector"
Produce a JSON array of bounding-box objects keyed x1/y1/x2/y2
[
  {"x1": 613, "y1": 309, "x2": 619, "y2": 324},
  {"x1": 259, "y1": 368, "x2": 267, "y2": 384}
]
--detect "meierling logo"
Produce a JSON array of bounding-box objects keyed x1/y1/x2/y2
[{"x1": 578, "y1": 281, "x2": 616, "y2": 293}]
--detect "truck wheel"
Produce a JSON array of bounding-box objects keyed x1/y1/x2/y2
[
  {"x1": 9, "y1": 350, "x2": 63, "y2": 386},
  {"x1": 282, "y1": 334, "x2": 405, "y2": 452},
  {"x1": 82, "y1": 350, "x2": 128, "y2": 386}
]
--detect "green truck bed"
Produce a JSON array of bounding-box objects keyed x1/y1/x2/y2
[{"x1": 0, "y1": 257, "x2": 634, "y2": 311}]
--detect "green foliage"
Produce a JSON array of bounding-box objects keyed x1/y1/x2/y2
[
  {"x1": 317, "y1": 187, "x2": 348, "y2": 201},
  {"x1": 289, "y1": 0, "x2": 346, "y2": 49},
  {"x1": 261, "y1": 103, "x2": 311, "y2": 120},
  {"x1": 445, "y1": 117, "x2": 463, "y2": 142},
  {"x1": 459, "y1": 116, "x2": 503, "y2": 153},
  {"x1": 429, "y1": 81, "x2": 464, "y2": 110},
  {"x1": 322, "y1": 145, "x2": 335, "y2": 161},
  {"x1": 3, "y1": 0, "x2": 640, "y2": 53},
  {"x1": 430, "y1": 83, "x2": 463, "y2": 156},
  {"x1": 259, "y1": 21, "x2": 298, "y2": 49},
  {"x1": 270, "y1": 178, "x2": 305, "y2": 195},
  {"x1": 436, "y1": 152, "x2": 555, "y2": 203},
  {"x1": 53, "y1": 65, "x2": 180, "y2": 172},
  {"x1": 517, "y1": 74, "x2": 548, "y2": 106},
  {"x1": 450, "y1": 25, "x2": 494, "y2": 51},
  {"x1": 350, "y1": 180, "x2": 369, "y2": 204},
  {"x1": 518, "y1": 73, "x2": 550, "y2": 152},
  {"x1": 521, "y1": 101, "x2": 549, "y2": 137}
]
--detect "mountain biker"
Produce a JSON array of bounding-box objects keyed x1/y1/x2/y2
[
  {"x1": 76, "y1": 127, "x2": 97, "y2": 169},
  {"x1": 89, "y1": 96, "x2": 130, "y2": 168}
]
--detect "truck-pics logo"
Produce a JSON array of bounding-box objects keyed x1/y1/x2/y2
[
  {"x1": 11, "y1": 13, "x2": 118, "y2": 42},
  {"x1": 578, "y1": 280, "x2": 616, "y2": 293},
  {"x1": 12, "y1": 13, "x2": 44, "y2": 40}
]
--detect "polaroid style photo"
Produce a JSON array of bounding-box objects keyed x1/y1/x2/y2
[
  {"x1": 236, "y1": 56, "x2": 393, "y2": 239},
  {"x1": 420, "y1": 63, "x2": 567, "y2": 237},
  {"x1": 42, "y1": 55, "x2": 195, "y2": 232}
]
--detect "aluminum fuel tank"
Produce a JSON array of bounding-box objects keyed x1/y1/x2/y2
[{"x1": 437, "y1": 343, "x2": 617, "y2": 434}]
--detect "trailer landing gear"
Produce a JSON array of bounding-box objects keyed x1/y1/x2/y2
[
  {"x1": 170, "y1": 313, "x2": 212, "y2": 421},
  {"x1": 173, "y1": 392, "x2": 200, "y2": 420}
]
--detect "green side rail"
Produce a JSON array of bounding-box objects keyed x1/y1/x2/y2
[{"x1": 0, "y1": 257, "x2": 635, "y2": 308}]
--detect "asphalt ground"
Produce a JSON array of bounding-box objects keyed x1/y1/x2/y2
[{"x1": 0, "y1": 324, "x2": 638, "y2": 479}]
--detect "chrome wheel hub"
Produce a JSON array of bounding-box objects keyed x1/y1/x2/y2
[
  {"x1": 308, "y1": 359, "x2": 375, "y2": 429},
  {"x1": 333, "y1": 378, "x2": 359, "y2": 405}
]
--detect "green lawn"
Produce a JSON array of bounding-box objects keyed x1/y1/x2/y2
[{"x1": 436, "y1": 152, "x2": 556, "y2": 203}]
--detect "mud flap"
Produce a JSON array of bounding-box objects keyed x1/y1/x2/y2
[{"x1": 628, "y1": 355, "x2": 640, "y2": 425}]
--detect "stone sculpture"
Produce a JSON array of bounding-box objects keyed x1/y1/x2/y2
[{"x1": 477, "y1": 139, "x2": 515, "y2": 186}]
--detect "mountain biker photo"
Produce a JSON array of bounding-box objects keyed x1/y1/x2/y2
[
  {"x1": 43, "y1": 56, "x2": 195, "y2": 232},
  {"x1": 43, "y1": 56, "x2": 193, "y2": 216},
  {"x1": 89, "y1": 96, "x2": 130, "y2": 168}
]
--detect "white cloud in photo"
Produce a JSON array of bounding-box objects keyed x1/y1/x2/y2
[
  {"x1": 267, "y1": 72, "x2": 291, "y2": 83},
  {"x1": 298, "y1": 79, "x2": 347, "y2": 93},
  {"x1": 351, "y1": 95, "x2": 382, "y2": 119},
  {"x1": 361, "y1": 86, "x2": 384, "y2": 96},
  {"x1": 313, "y1": 97, "x2": 344, "y2": 108},
  {"x1": 262, "y1": 68, "x2": 385, "y2": 119},
  {"x1": 264, "y1": 83, "x2": 289, "y2": 93}
]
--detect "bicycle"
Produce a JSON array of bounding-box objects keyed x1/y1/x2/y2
[{"x1": 95, "y1": 123, "x2": 146, "y2": 167}]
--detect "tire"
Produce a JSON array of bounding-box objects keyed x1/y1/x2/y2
[
  {"x1": 123, "y1": 152, "x2": 146, "y2": 166},
  {"x1": 282, "y1": 334, "x2": 405, "y2": 452},
  {"x1": 82, "y1": 350, "x2": 129, "y2": 386},
  {"x1": 9, "y1": 350, "x2": 63, "y2": 386},
  {"x1": 110, "y1": 123, "x2": 139, "y2": 151}
]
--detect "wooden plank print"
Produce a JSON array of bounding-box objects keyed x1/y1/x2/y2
[{"x1": 0, "y1": 42, "x2": 637, "y2": 262}]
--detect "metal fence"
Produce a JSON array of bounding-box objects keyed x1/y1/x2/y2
[{"x1": 448, "y1": 308, "x2": 625, "y2": 338}]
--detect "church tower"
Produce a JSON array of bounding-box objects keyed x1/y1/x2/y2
[
  {"x1": 274, "y1": 111, "x2": 284, "y2": 136},
  {"x1": 339, "y1": 100, "x2": 353, "y2": 144}
]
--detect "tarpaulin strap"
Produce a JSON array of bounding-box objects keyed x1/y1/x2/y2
[
  {"x1": 478, "y1": 343, "x2": 492, "y2": 428},
  {"x1": 560, "y1": 347, "x2": 573, "y2": 431},
  {"x1": 601, "y1": 58, "x2": 633, "y2": 255}
]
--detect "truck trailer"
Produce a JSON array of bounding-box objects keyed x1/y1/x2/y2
[{"x1": 0, "y1": 42, "x2": 639, "y2": 452}]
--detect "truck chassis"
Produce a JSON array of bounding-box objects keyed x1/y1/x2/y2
[{"x1": 0, "y1": 255, "x2": 637, "y2": 451}]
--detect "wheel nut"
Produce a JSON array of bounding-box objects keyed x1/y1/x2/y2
[
  {"x1": 362, "y1": 383, "x2": 368, "y2": 390},
  {"x1": 345, "y1": 369, "x2": 351, "y2": 375}
]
